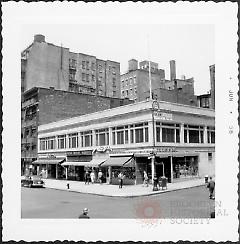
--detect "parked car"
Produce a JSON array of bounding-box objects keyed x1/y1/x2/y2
[{"x1": 21, "y1": 175, "x2": 45, "y2": 188}]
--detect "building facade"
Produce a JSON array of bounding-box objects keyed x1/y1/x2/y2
[
  {"x1": 120, "y1": 59, "x2": 197, "y2": 106},
  {"x1": 36, "y1": 100, "x2": 215, "y2": 184},
  {"x1": 21, "y1": 34, "x2": 121, "y2": 98},
  {"x1": 21, "y1": 87, "x2": 132, "y2": 175}
]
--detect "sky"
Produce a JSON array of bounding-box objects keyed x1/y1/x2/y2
[{"x1": 19, "y1": 7, "x2": 214, "y2": 95}]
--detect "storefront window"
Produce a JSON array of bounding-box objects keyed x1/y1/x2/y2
[
  {"x1": 96, "y1": 129, "x2": 109, "y2": 146},
  {"x1": 81, "y1": 130, "x2": 92, "y2": 147},
  {"x1": 68, "y1": 133, "x2": 78, "y2": 148},
  {"x1": 57, "y1": 135, "x2": 66, "y2": 149}
]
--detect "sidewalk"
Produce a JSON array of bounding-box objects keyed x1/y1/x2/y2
[{"x1": 43, "y1": 177, "x2": 206, "y2": 197}]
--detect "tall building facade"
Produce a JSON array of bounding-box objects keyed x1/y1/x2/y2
[
  {"x1": 120, "y1": 59, "x2": 197, "y2": 106},
  {"x1": 21, "y1": 34, "x2": 121, "y2": 98},
  {"x1": 21, "y1": 87, "x2": 132, "y2": 175}
]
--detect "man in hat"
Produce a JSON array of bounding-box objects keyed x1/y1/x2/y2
[{"x1": 78, "y1": 208, "x2": 90, "y2": 219}]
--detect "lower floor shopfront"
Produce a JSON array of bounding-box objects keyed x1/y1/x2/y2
[{"x1": 33, "y1": 146, "x2": 215, "y2": 185}]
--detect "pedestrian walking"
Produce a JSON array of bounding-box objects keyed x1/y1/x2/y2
[
  {"x1": 207, "y1": 176, "x2": 215, "y2": 199},
  {"x1": 143, "y1": 170, "x2": 149, "y2": 187},
  {"x1": 98, "y1": 170, "x2": 103, "y2": 184},
  {"x1": 118, "y1": 172, "x2": 124, "y2": 188},
  {"x1": 78, "y1": 208, "x2": 90, "y2": 219},
  {"x1": 90, "y1": 171, "x2": 95, "y2": 184},
  {"x1": 85, "y1": 171, "x2": 90, "y2": 184}
]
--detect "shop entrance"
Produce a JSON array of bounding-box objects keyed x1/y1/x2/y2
[{"x1": 155, "y1": 157, "x2": 171, "y2": 182}]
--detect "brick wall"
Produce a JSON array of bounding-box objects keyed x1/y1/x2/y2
[{"x1": 38, "y1": 88, "x2": 132, "y2": 125}]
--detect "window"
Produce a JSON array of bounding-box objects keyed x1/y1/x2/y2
[
  {"x1": 121, "y1": 91, "x2": 125, "y2": 98},
  {"x1": 82, "y1": 61, "x2": 85, "y2": 69},
  {"x1": 133, "y1": 76, "x2": 137, "y2": 84},
  {"x1": 82, "y1": 73, "x2": 86, "y2": 81},
  {"x1": 184, "y1": 125, "x2": 204, "y2": 144},
  {"x1": 68, "y1": 133, "x2": 78, "y2": 148},
  {"x1": 129, "y1": 78, "x2": 133, "y2": 86},
  {"x1": 112, "y1": 126, "x2": 129, "y2": 145},
  {"x1": 81, "y1": 131, "x2": 92, "y2": 147},
  {"x1": 69, "y1": 59, "x2": 76, "y2": 69},
  {"x1": 121, "y1": 80, "x2": 124, "y2": 89},
  {"x1": 112, "y1": 67, "x2": 116, "y2": 74},
  {"x1": 208, "y1": 152, "x2": 213, "y2": 161},
  {"x1": 156, "y1": 123, "x2": 180, "y2": 143},
  {"x1": 98, "y1": 64, "x2": 102, "y2": 73},
  {"x1": 47, "y1": 137, "x2": 55, "y2": 150},
  {"x1": 96, "y1": 129, "x2": 109, "y2": 146},
  {"x1": 126, "y1": 90, "x2": 129, "y2": 96},
  {"x1": 69, "y1": 70, "x2": 76, "y2": 81},
  {"x1": 40, "y1": 138, "x2": 47, "y2": 150},
  {"x1": 91, "y1": 62, "x2": 95, "y2": 71},
  {"x1": 112, "y1": 77, "x2": 116, "y2": 87},
  {"x1": 92, "y1": 75, "x2": 95, "y2": 82},
  {"x1": 207, "y1": 126, "x2": 215, "y2": 144},
  {"x1": 57, "y1": 135, "x2": 66, "y2": 149},
  {"x1": 86, "y1": 61, "x2": 89, "y2": 70},
  {"x1": 86, "y1": 74, "x2": 89, "y2": 82},
  {"x1": 113, "y1": 90, "x2": 116, "y2": 96}
]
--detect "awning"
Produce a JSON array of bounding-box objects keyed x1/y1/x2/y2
[
  {"x1": 61, "y1": 161, "x2": 91, "y2": 167},
  {"x1": 32, "y1": 158, "x2": 65, "y2": 165},
  {"x1": 101, "y1": 156, "x2": 133, "y2": 167},
  {"x1": 61, "y1": 158, "x2": 107, "y2": 167}
]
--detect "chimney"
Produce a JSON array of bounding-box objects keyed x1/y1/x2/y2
[
  {"x1": 34, "y1": 34, "x2": 45, "y2": 43},
  {"x1": 170, "y1": 60, "x2": 176, "y2": 81},
  {"x1": 128, "y1": 59, "x2": 138, "y2": 71}
]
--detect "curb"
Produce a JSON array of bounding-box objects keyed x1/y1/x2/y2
[{"x1": 44, "y1": 183, "x2": 205, "y2": 198}]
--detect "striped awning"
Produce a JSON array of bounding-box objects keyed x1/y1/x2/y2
[
  {"x1": 101, "y1": 156, "x2": 133, "y2": 167},
  {"x1": 61, "y1": 158, "x2": 107, "y2": 167},
  {"x1": 32, "y1": 158, "x2": 65, "y2": 165}
]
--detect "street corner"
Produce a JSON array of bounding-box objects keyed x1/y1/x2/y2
[{"x1": 133, "y1": 198, "x2": 162, "y2": 227}]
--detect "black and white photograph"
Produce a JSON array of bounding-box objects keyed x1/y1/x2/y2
[{"x1": 2, "y1": 2, "x2": 238, "y2": 242}]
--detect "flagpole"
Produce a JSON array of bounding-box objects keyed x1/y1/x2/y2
[{"x1": 147, "y1": 35, "x2": 152, "y2": 100}]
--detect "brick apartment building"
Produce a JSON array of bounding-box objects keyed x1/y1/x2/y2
[
  {"x1": 21, "y1": 87, "x2": 132, "y2": 175},
  {"x1": 197, "y1": 64, "x2": 215, "y2": 109},
  {"x1": 21, "y1": 34, "x2": 121, "y2": 98},
  {"x1": 120, "y1": 59, "x2": 197, "y2": 106}
]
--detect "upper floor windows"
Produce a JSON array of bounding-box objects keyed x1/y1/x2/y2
[
  {"x1": 96, "y1": 129, "x2": 109, "y2": 146},
  {"x1": 156, "y1": 122, "x2": 180, "y2": 143},
  {"x1": 184, "y1": 125, "x2": 204, "y2": 144},
  {"x1": 207, "y1": 126, "x2": 215, "y2": 144}
]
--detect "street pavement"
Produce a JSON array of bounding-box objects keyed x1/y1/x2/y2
[{"x1": 21, "y1": 185, "x2": 214, "y2": 219}]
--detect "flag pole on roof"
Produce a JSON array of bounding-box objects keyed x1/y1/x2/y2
[{"x1": 147, "y1": 34, "x2": 152, "y2": 100}]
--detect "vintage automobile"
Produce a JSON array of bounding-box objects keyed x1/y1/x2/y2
[{"x1": 21, "y1": 175, "x2": 45, "y2": 188}]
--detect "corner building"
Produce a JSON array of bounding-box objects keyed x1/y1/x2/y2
[{"x1": 36, "y1": 100, "x2": 215, "y2": 184}]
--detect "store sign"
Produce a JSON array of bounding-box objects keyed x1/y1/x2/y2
[
  {"x1": 154, "y1": 111, "x2": 173, "y2": 121},
  {"x1": 66, "y1": 151, "x2": 92, "y2": 156},
  {"x1": 154, "y1": 147, "x2": 176, "y2": 153},
  {"x1": 93, "y1": 146, "x2": 112, "y2": 153}
]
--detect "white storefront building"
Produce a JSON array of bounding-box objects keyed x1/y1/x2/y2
[{"x1": 35, "y1": 100, "x2": 215, "y2": 185}]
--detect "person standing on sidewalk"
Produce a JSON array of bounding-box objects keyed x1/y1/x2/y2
[
  {"x1": 207, "y1": 177, "x2": 215, "y2": 199},
  {"x1": 98, "y1": 170, "x2": 103, "y2": 184},
  {"x1": 143, "y1": 171, "x2": 149, "y2": 187},
  {"x1": 85, "y1": 171, "x2": 90, "y2": 184},
  {"x1": 118, "y1": 172, "x2": 124, "y2": 189},
  {"x1": 90, "y1": 171, "x2": 95, "y2": 184}
]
